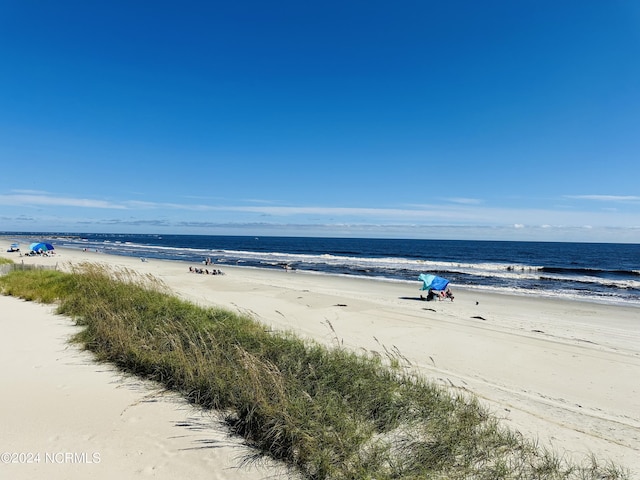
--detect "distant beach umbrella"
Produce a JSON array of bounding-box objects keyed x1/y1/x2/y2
[
  {"x1": 29, "y1": 242, "x2": 55, "y2": 252},
  {"x1": 419, "y1": 273, "x2": 450, "y2": 291}
]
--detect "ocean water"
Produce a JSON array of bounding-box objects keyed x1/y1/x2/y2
[{"x1": 5, "y1": 233, "x2": 640, "y2": 306}]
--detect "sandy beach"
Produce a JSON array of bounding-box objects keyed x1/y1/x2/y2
[{"x1": 1, "y1": 244, "x2": 639, "y2": 478}]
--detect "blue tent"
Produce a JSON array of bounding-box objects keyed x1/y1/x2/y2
[
  {"x1": 419, "y1": 274, "x2": 450, "y2": 291},
  {"x1": 29, "y1": 242, "x2": 54, "y2": 252}
]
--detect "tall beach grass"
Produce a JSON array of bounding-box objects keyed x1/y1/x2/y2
[{"x1": 0, "y1": 263, "x2": 630, "y2": 479}]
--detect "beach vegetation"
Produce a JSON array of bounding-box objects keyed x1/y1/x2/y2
[{"x1": 0, "y1": 263, "x2": 630, "y2": 480}]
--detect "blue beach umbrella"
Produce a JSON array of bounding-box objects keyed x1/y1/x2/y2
[
  {"x1": 29, "y1": 242, "x2": 54, "y2": 252},
  {"x1": 419, "y1": 273, "x2": 450, "y2": 291}
]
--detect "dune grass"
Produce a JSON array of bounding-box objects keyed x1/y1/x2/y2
[{"x1": 0, "y1": 263, "x2": 630, "y2": 480}]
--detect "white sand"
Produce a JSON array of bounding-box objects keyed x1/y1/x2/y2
[{"x1": 2, "y1": 244, "x2": 639, "y2": 478}]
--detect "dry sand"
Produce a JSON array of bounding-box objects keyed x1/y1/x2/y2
[{"x1": 1, "y1": 244, "x2": 639, "y2": 478}]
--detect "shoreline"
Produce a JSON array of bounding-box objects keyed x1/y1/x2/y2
[
  {"x1": 1, "y1": 243, "x2": 639, "y2": 477},
  {"x1": 4, "y1": 234, "x2": 639, "y2": 308}
]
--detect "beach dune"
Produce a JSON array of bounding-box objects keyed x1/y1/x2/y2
[
  {"x1": 2, "y1": 245, "x2": 639, "y2": 478},
  {"x1": 0, "y1": 295, "x2": 292, "y2": 480}
]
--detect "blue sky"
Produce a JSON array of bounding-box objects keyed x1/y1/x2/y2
[{"x1": 1, "y1": 1, "x2": 639, "y2": 242}]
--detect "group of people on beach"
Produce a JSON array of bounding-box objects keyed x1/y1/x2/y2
[
  {"x1": 188, "y1": 256, "x2": 225, "y2": 275},
  {"x1": 21, "y1": 250, "x2": 55, "y2": 257},
  {"x1": 189, "y1": 266, "x2": 224, "y2": 275},
  {"x1": 421, "y1": 287, "x2": 454, "y2": 302}
]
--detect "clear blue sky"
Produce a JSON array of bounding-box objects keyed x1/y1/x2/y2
[{"x1": 1, "y1": 1, "x2": 639, "y2": 242}]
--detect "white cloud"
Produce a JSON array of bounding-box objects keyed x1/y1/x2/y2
[
  {"x1": 0, "y1": 193, "x2": 127, "y2": 209},
  {"x1": 446, "y1": 197, "x2": 483, "y2": 205},
  {"x1": 10, "y1": 189, "x2": 50, "y2": 195},
  {"x1": 1, "y1": 191, "x2": 639, "y2": 242},
  {"x1": 565, "y1": 195, "x2": 640, "y2": 202}
]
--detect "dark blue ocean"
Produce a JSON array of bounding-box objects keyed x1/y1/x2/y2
[{"x1": 5, "y1": 233, "x2": 640, "y2": 306}]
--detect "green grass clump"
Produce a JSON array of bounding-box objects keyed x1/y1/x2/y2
[
  {"x1": 0, "y1": 264, "x2": 630, "y2": 480},
  {"x1": 0, "y1": 268, "x2": 72, "y2": 303},
  {"x1": 0, "y1": 257, "x2": 14, "y2": 265}
]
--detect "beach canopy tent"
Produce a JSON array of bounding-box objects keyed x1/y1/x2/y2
[
  {"x1": 419, "y1": 274, "x2": 450, "y2": 291},
  {"x1": 29, "y1": 242, "x2": 54, "y2": 252}
]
